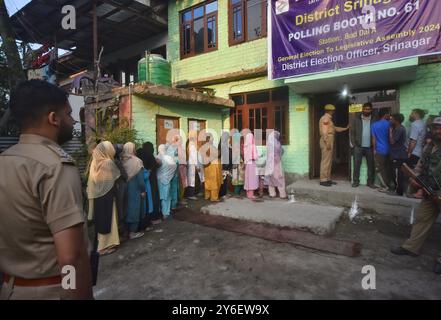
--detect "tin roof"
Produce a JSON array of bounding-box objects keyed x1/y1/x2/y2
[{"x1": 10, "y1": 0, "x2": 167, "y2": 68}]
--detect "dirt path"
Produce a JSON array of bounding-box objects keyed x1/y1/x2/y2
[{"x1": 93, "y1": 198, "x2": 441, "y2": 300}]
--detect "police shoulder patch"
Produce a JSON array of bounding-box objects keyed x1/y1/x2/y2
[{"x1": 46, "y1": 145, "x2": 75, "y2": 164}]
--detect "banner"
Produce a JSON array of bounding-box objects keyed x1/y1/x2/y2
[{"x1": 269, "y1": 0, "x2": 441, "y2": 80}]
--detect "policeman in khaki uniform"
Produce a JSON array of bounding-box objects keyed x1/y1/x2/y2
[
  {"x1": 319, "y1": 104, "x2": 349, "y2": 187},
  {"x1": 0, "y1": 80, "x2": 93, "y2": 299},
  {"x1": 392, "y1": 117, "x2": 441, "y2": 274}
]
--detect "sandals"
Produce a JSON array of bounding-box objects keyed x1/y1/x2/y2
[
  {"x1": 99, "y1": 247, "x2": 117, "y2": 256},
  {"x1": 129, "y1": 232, "x2": 145, "y2": 240}
]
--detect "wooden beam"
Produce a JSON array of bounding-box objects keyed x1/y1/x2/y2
[{"x1": 174, "y1": 209, "x2": 362, "y2": 258}]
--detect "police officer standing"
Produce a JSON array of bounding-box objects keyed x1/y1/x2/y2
[
  {"x1": 319, "y1": 104, "x2": 349, "y2": 187},
  {"x1": 0, "y1": 80, "x2": 93, "y2": 299},
  {"x1": 391, "y1": 117, "x2": 441, "y2": 274}
]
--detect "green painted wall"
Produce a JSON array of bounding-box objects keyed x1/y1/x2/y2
[
  {"x1": 400, "y1": 63, "x2": 441, "y2": 120},
  {"x1": 132, "y1": 95, "x2": 224, "y2": 151},
  {"x1": 168, "y1": 0, "x2": 268, "y2": 84},
  {"x1": 355, "y1": 62, "x2": 441, "y2": 185},
  {"x1": 167, "y1": 0, "x2": 441, "y2": 181},
  {"x1": 206, "y1": 77, "x2": 310, "y2": 175},
  {"x1": 167, "y1": 0, "x2": 310, "y2": 176}
]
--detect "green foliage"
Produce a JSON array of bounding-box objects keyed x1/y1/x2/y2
[
  {"x1": 70, "y1": 143, "x2": 90, "y2": 181},
  {"x1": 89, "y1": 116, "x2": 142, "y2": 149},
  {"x1": 0, "y1": 47, "x2": 19, "y2": 136}
]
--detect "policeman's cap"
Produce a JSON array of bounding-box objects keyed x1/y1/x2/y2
[{"x1": 324, "y1": 104, "x2": 336, "y2": 111}]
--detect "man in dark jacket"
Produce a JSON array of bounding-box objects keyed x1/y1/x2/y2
[{"x1": 350, "y1": 102, "x2": 377, "y2": 188}]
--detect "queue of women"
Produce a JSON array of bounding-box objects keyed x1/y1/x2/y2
[{"x1": 86, "y1": 130, "x2": 286, "y2": 256}]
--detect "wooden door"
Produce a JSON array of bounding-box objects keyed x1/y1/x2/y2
[
  {"x1": 156, "y1": 115, "x2": 180, "y2": 147},
  {"x1": 309, "y1": 98, "x2": 323, "y2": 179},
  {"x1": 188, "y1": 119, "x2": 206, "y2": 148}
]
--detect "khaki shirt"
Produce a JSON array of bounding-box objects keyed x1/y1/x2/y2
[
  {"x1": 319, "y1": 113, "x2": 346, "y2": 143},
  {"x1": 0, "y1": 134, "x2": 86, "y2": 279}
]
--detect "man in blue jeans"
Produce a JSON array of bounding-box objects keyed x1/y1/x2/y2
[{"x1": 371, "y1": 108, "x2": 394, "y2": 192}]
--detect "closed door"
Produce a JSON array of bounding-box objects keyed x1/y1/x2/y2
[
  {"x1": 309, "y1": 98, "x2": 322, "y2": 179},
  {"x1": 156, "y1": 115, "x2": 180, "y2": 147},
  {"x1": 188, "y1": 119, "x2": 206, "y2": 148}
]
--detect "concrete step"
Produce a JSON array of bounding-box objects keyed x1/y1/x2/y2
[
  {"x1": 286, "y1": 180, "x2": 439, "y2": 225},
  {"x1": 201, "y1": 197, "x2": 345, "y2": 236}
]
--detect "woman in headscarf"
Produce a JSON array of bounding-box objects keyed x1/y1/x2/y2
[
  {"x1": 113, "y1": 144, "x2": 128, "y2": 233},
  {"x1": 231, "y1": 132, "x2": 245, "y2": 197},
  {"x1": 121, "y1": 142, "x2": 146, "y2": 240},
  {"x1": 87, "y1": 141, "x2": 121, "y2": 256},
  {"x1": 157, "y1": 144, "x2": 178, "y2": 218},
  {"x1": 136, "y1": 147, "x2": 154, "y2": 231},
  {"x1": 203, "y1": 133, "x2": 223, "y2": 202},
  {"x1": 140, "y1": 142, "x2": 162, "y2": 224},
  {"x1": 166, "y1": 136, "x2": 180, "y2": 211},
  {"x1": 186, "y1": 130, "x2": 201, "y2": 200},
  {"x1": 244, "y1": 132, "x2": 259, "y2": 199},
  {"x1": 264, "y1": 131, "x2": 287, "y2": 199},
  {"x1": 175, "y1": 135, "x2": 188, "y2": 200},
  {"x1": 218, "y1": 131, "x2": 232, "y2": 199}
]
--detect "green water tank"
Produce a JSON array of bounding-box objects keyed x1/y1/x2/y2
[{"x1": 138, "y1": 53, "x2": 171, "y2": 86}]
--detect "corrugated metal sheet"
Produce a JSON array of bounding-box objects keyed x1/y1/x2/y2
[{"x1": 0, "y1": 136, "x2": 88, "y2": 174}]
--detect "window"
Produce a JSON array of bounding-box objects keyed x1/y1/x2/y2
[
  {"x1": 180, "y1": 1, "x2": 218, "y2": 58},
  {"x1": 229, "y1": 0, "x2": 267, "y2": 46},
  {"x1": 230, "y1": 87, "x2": 289, "y2": 144}
]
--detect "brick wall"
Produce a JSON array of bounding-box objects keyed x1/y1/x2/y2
[
  {"x1": 167, "y1": 0, "x2": 441, "y2": 181},
  {"x1": 168, "y1": 0, "x2": 268, "y2": 84},
  {"x1": 356, "y1": 62, "x2": 441, "y2": 185},
  {"x1": 400, "y1": 63, "x2": 441, "y2": 121},
  {"x1": 167, "y1": 0, "x2": 310, "y2": 177}
]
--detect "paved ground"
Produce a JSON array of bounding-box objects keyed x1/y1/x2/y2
[
  {"x1": 201, "y1": 198, "x2": 344, "y2": 235},
  {"x1": 93, "y1": 198, "x2": 441, "y2": 300},
  {"x1": 288, "y1": 179, "x2": 428, "y2": 224}
]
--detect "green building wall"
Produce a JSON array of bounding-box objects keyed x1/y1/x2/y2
[
  {"x1": 167, "y1": 0, "x2": 440, "y2": 181},
  {"x1": 167, "y1": 0, "x2": 310, "y2": 177},
  {"x1": 132, "y1": 95, "x2": 224, "y2": 151},
  {"x1": 355, "y1": 62, "x2": 441, "y2": 185},
  {"x1": 168, "y1": 0, "x2": 268, "y2": 84}
]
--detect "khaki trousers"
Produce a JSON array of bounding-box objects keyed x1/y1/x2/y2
[
  {"x1": 0, "y1": 277, "x2": 62, "y2": 300},
  {"x1": 320, "y1": 136, "x2": 334, "y2": 182},
  {"x1": 402, "y1": 198, "x2": 440, "y2": 255}
]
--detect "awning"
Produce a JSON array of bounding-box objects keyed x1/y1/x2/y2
[
  {"x1": 116, "y1": 84, "x2": 235, "y2": 108},
  {"x1": 285, "y1": 58, "x2": 419, "y2": 94}
]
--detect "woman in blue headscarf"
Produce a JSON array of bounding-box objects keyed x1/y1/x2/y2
[
  {"x1": 121, "y1": 142, "x2": 146, "y2": 240},
  {"x1": 157, "y1": 144, "x2": 178, "y2": 218}
]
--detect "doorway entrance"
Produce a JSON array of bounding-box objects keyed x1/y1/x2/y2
[
  {"x1": 188, "y1": 118, "x2": 207, "y2": 148},
  {"x1": 156, "y1": 115, "x2": 180, "y2": 147},
  {"x1": 309, "y1": 93, "x2": 350, "y2": 180},
  {"x1": 309, "y1": 89, "x2": 400, "y2": 181}
]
